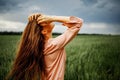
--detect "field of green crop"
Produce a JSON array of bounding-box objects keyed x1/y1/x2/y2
[{"x1": 0, "y1": 34, "x2": 120, "y2": 80}]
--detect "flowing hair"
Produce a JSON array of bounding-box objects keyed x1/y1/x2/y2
[{"x1": 6, "y1": 16, "x2": 46, "y2": 80}]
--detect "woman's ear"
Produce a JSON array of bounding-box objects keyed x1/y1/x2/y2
[{"x1": 42, "y1": 30, "x2": 47, "y2": 35}]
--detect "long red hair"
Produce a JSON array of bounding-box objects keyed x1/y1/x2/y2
[{"x1": 6, "y1": 16, "x2": 46, "y2": 80}]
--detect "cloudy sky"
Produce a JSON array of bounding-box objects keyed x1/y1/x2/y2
[{"x1": 0, "y1": 0, "x2": 120, "y2": 34}]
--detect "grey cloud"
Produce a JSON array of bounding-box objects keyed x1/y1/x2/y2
[
  {"x1": 0, "y1": 0, "x2": 37, "y2": 13},
  {"x1": 96, "y1": 1, "x2": 107, "y2": 8},
  {"x1": 0, "y1": 0, "x2": 42, "y2": 22},
  {"x1": 110, "y1": 0, "x2": 120, "y2": 5},
  {"x1": 0, "y1": 0, "x2": 21, "y2": 13},
  {"x1": 74, "y1": 0, "x2": 120, "y2": 23},
  {"x1": 0, "y1": 0, "x2": 120, "y2": 26},
  {"x1": 81, "y1": 0, "x2": 98, "y2": 6},
  {"x1": 0, "y1": 0, "x2": 120, "y2": 34}
]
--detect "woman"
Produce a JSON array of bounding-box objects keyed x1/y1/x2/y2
[{"x1": 6, "y1": 13, "x2": 83, "y2": 80}]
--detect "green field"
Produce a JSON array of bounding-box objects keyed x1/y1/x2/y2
[{"x1": 0, "y1": 34, "x2": 120, "y2": 80}]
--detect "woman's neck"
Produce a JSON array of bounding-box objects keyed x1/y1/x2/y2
[{"x1": 45, "y1": 33, "x2": 52, "y2": 41}]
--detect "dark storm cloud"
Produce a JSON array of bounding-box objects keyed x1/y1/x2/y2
[
  {"x1": 0, "y1": 0, "x2": 35, "y2": 13},
  {"x1": 81, "y1": 0, "x2": 98, "y2": 6},
  {"x1": 0, "y1": 0, "x2": 120, "y2": 34},
  {"x1": 0, "y1": 0, "x2": 41, "y2": 22},
  {"x1": 0, "y1": 0, "x2": 20, "y2": 13},
  {"x1": 74, "y1": 0, "x2": 120, "y2": 23},
  {"x1": 110, "y1": 0, "x2": 120, "y2": 5},
  {"x1": 0, "y1": 0, "x2": 119, "y2": 23}
]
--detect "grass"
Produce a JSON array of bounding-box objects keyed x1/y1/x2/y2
[
  {"x1": 0, "y1": 34, "x2": 120, "y2": 80},
  {"x1": 0, "y1": 35, "x2": 20, "y2": 80}
]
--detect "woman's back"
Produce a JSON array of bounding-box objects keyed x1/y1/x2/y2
[{"x1": 43, "y1": 26, "x2": 80, "y2": 80}]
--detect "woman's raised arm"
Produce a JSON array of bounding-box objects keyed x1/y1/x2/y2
[
  {"x1": 37, "y1": 15, "x2": 71, "y2": 24},
  {"x1": 37, "y1": 14, "x2": 83, "y2": 27},
  {"x1": 28, "y1": 13, "x2": 83, "y2": 28}
]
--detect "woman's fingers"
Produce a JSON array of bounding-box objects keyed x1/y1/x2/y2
[
  {"x1": 66, "y1": 16, "x2": 83, "y2": 24},
  {"x1": 28, "y1": 13, "x2": 42, "y2": 21},
  {"x1": 28, "y1": 16, "x2": 32, "y2": 21},
  {"x1": 37, "y1": 18, "x2": 43, "y2": 24},
  {"x1": 37, "y1": 15, "x2": 46, "y2": 24},
  {"x1": 34, "y1": 15, "x2": 36, "y2": 19},
  {"x1": 35, "y1": 14, "x2": 41, "y2": 19},
  {"x1": 37, "y1": 16, "x2": 42, "y2": 21},
  {"x1": 63, "y1": 23, "x2": 77, "y2": 28},
  {"x1": 37, "y1": 20, "x2": 46, "y2": 24},
  {"x1": 28, "y1": 14, "x2": 34, "y2": 21},
  {"x1": 32, "y1": 15, "x2": 34, "y2": 20},
  {"x1": 37, "y1": 15, "x2": 53, "y2": 25}
]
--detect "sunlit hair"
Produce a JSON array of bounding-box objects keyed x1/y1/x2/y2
[{"x1": 6, "y1": 16, "x2": 46, "y2": 80}]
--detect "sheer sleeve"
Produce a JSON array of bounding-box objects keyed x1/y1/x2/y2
[
  {"x1": 44, "y1": 16, "x2": 83, "y2": 55},
  {"x1": 51, "y1": 23, "x2": 81, "y2": 50}
]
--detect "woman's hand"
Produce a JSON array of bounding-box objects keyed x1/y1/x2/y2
[
  {"x1": 28, "y1": 13, "x2": 41, "y2": 21},
  {"x1": 37, "y1": 15, "x2": 53, "y2": 24},
  {"x1": 37, "y1": 14, "x2": 55, "y2": 26},
  {"x1": 63, "y1": 16, "x2": 83, "y2": 28}
]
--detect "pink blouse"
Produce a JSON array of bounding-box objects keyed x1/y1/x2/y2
[{"x1": 42, "y1": 17, "x2": 82, "y2": 80}]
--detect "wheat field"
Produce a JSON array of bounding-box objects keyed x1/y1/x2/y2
[{"x1": 0, "y1": 34, "x2": 120, "y2": 80}]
